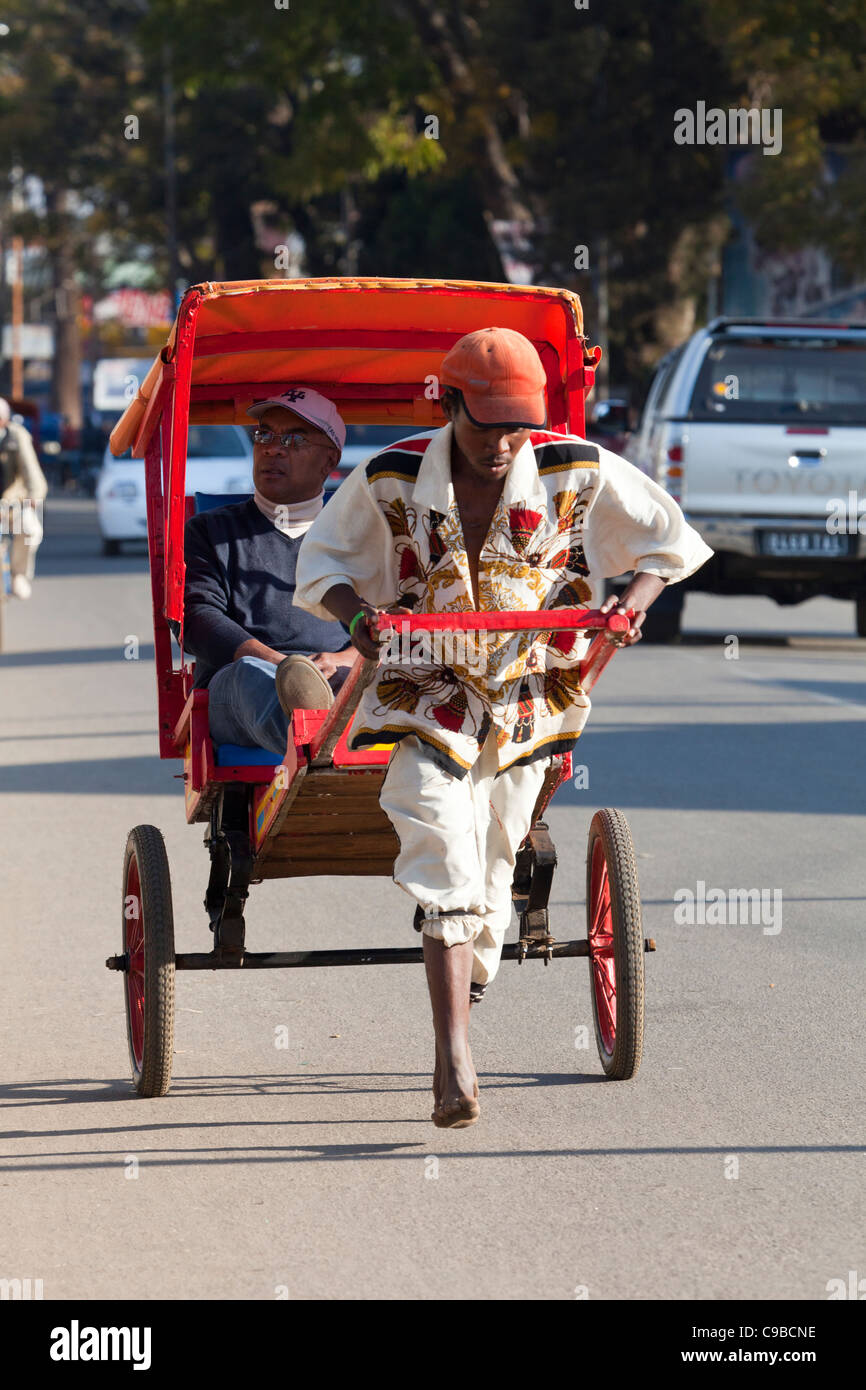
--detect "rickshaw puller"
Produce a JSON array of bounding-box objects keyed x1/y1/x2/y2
[{"x1": 294, "y1": 328, "x2": 713, "y2": 1127}]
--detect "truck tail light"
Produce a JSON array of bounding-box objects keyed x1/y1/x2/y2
[{"x1": 659, "y1": 442, "x2": 684, "y2": 502}]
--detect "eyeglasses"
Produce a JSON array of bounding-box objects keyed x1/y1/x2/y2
[{"x1": 252, "y1": 427, "x2": 316, "y2": 449}]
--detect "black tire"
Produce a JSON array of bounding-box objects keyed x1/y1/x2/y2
[
  {"x1": 102, "y1": 538, "x2": 121, "y2": 557},
  {"x1": 856, "y1": 594, "x2": 866, "y2": 639},
  {"x1": 121, "y1": 826, "x2": 176, "y2": 1097},
  {"x1": 586, "y1": 808, "x2": 645, "y2": 1079}
]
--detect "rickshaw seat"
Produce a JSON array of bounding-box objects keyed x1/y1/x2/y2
[
  {"x1": 214, "y1": 743, "x2": 280, "y2": 767},
  {"x1": 194, "y1": 491, "x2": 253, "y2": 513}
]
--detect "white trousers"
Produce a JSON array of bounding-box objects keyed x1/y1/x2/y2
[{"x1": 379, "y1": 731, "x2": 549, "y2": 986}]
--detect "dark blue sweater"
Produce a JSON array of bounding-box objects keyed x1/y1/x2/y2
[{"x1": 183, "y1": 499, "x2": 349, "y2": 689}]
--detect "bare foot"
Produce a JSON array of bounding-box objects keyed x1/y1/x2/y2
[
  {"x1": 432, "y1": 1048, "x2": 479, "y2": 1127},
  {"x1": 433, "y1": 1040, "x2": 479, "y2": 1107}
]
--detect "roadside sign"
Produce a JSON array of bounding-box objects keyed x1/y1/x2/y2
[{"x1": 92, "y1": 358, "x2": 154, "y2": 412}]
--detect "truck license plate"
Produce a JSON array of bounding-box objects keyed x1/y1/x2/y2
[{"x1": 757, "y1": 530, "x2": 854, "y2": 558}]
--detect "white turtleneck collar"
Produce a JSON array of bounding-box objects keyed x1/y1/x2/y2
[{"x1": 253, "y1": 488, "x2": 324, "y2": 538}]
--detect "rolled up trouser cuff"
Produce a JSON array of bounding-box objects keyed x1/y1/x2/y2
[{"x1": 420, "y1": 911, "x2": 484, "y2": 946}]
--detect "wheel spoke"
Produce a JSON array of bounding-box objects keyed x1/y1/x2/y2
[
  {"x1": 593, "y1": 957, "x2": 616, "y2": 1028},
  {"x1": 127, "y1": 970, "x2": 145, "y2": 1066},
  {"x1": 590, "y1": 863, "x2": 610, "y2": 938},
  {"x1": 589, "y1": 838, "x2": 618, "y2": 1054}
]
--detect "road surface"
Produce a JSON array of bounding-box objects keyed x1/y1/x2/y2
[{"x1": 1, "y1": 498, "x2": 864, "y2": 1300}]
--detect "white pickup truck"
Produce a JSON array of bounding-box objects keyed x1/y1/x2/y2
[{"x1": 629, "y1": 318, "x2": 866, "y2": 639}]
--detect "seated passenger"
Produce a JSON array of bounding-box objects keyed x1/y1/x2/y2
[{"x1": 183, "y1": 389, "x2": 357, "y2": 755}]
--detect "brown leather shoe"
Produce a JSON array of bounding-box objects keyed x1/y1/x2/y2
[{"x1": 274, "y1": 654, "x2": 335, "y2": 715}]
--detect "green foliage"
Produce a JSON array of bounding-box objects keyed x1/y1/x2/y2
[
  {"x1": 707, "y1": 0, "x2": 866, "y2": 278},
  {"x1": 2, "y1": 0, "x2": 864, "y2": 402},
  {"x1": 356, "y1": 170, "x2": 503, "y2": 280}
]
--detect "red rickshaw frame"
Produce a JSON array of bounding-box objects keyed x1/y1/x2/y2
[{"x1": 105, "y1": 277, "x2": 651, "y2": 1098}]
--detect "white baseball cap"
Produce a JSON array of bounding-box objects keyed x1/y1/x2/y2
[{"x1": 247, "y1": 387, "x2": 346, "y2": 453}]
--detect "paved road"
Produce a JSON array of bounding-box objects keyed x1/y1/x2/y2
[{"x1": 1, "y1": 498, "x2": 864, "y2": 1300}]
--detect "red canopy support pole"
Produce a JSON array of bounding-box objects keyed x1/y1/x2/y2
[
  {"x1": 163, "y1": 288, "x2": 202, "y2": 629},
  {"x1": 565, "y1": 335, "x2": 587, "y2": 438},
  {"x1": 578, "y1": 630, "x2": 621, "y2": 694},
  {"x1": 145, "y1": 423, "x2": 184, "y2": 758}
]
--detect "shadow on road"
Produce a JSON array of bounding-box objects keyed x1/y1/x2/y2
[
  {"x1": 0, "y1": 719, "x2": 861, "y2": 809},
  {"x1": 3, "y1": 1138, "x2": 863, "y2": 1169},
  {"x1": 37, "y1": 549, "x2": 150, "y2": 580},
  {"x1": 0, "y1": 729, "x2": 151, "y2": 743},
  {"x1": 0, "y1": 645, "x2": 155, "y2": 667},
  {"x1": 677, "y1": 631, "x2": 861, "y2": 649},
  {"x1": 557, "y1": 718, "x2": 864, "y2": 815},
  {"x1": 0, "y1": 755, "x2": 173, "y2": 794},
  {"x1": 752, "y1": 677, "x2": 866, "y2": 705},
  {"x1": 2, "y1": 1075, "x2": 862, "y2": 1168},
  {"x1": 679, "y1": 632, "x2": 792, "y2": 648},
  {"x1": 0, "y1": 1071, "x2": 606, "y2": 1112}
]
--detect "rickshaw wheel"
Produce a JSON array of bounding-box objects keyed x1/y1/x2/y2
[
  {"x1": 122, "y1": 826, "x2": 176, "y2": 1097},
  {"x1": 586, "y1": 809, "x2": 644, "y2": 1080}
]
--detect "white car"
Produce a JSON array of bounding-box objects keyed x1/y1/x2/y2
[
  {"x1": 629, "y1": 318, "x2": 866, "y2": 638},
  {"x1": 324, "y1": 423, "x2": 416, "y2": 493},
  {"x1": 97, "y1": 424, "x2": 255, "y2": 555}
]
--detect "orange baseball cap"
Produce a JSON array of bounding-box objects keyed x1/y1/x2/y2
[{"x1": 440, "y1": 327, "x2": 547, "y2": 428}]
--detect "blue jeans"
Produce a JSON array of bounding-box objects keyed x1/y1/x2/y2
[{"x1": 207, "y1": 655, "x2": 345, "y2": 756}]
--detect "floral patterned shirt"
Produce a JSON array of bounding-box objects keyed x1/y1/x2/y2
[{"x1": 294, "y1": 424, "x2": 713, "y2": 776}]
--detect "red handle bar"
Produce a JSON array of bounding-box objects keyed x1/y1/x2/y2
[{"x1": 373, "y1": 607, "x2": 632, "y2": 635}]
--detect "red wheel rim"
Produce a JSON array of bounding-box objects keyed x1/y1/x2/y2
[
  {"x1": 589, "y1": 838, "x2": 616, "y2": 1055},
  {"x1": 125, "y1": 856, "x2": 145, "y2": 1071}
]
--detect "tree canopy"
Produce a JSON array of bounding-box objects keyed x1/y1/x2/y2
[{"x1": 1, "y1": 0, "x2": 863, "y2": 412}]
